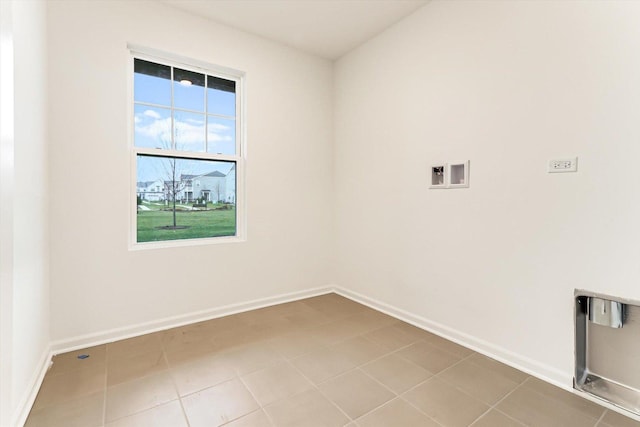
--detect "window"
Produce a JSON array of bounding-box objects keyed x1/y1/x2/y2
[{"x1": 130, "y1": 48, "x2": 244, "y2": 247}]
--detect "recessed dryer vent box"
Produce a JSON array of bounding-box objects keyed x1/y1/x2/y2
[
  {"x1": 575, "y1": 290, "x2": 640, "y2": 416},
  {"x1": 448, "y1": 161, "x2": 469, "y2": 188}
]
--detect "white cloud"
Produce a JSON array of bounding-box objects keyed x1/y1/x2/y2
[
  {"x1": 208, "y1": 123, "x2": 230, "y2": 132},
  {"x1": 143, "y1": 109, "x2": 162, "y2": 119},
  {"x1": 185, "y1": 117, "x2": 204, "y2": 125},
  {"x1": 134, "y1": 113, "x2": 234, "y2": 149}
]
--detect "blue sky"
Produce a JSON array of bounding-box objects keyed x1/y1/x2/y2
[{"x1": 134, "y1": 66, "x2": 236, "y2": 182}]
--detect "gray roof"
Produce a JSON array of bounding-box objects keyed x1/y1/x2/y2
[{"x1": 204, "y1": 171, "x2": 226, "y2": 177}]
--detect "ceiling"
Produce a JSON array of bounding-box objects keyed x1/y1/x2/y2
[{"x1": 161, "y1": 0, "x2": 429, "y2": 60}]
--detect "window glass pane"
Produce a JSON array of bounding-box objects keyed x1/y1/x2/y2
[
  {"x1": 174, "y1": 111, "x2": 205, "y2": 152},
  {"x1": 174, "y1": 68, "x2": 205, "y2": 112},
  {"x1": 134, "y1": 104, "x2": 172, "y2": 149},
  {"x1": 136, "y1": 155, "x2": 236, "y2": 242},
  {"x1": 207, "y1": 116, "x2": 236, "y2": 155},
  {"x1": 134, "y1": 59, "x2": 171, "y2": 106},
  {"x1": 207, "y1": 76, "x2": 236, "y2": 117}
]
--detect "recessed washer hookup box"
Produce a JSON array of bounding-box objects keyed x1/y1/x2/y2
[{"x1": 575, "y1": 290, "x2": 640, "y2": 416}]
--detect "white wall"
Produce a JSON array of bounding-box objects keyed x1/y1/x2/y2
[
  {"x1": 0, "y1": 2, "x2": 15, "y2": 423},
  {"x1": 334, "y1": 0, "x2": 640, "y2": 386},
  {"x1": 48, "y1": 1, "x2": 333, "y2": 344},
  {"x1": 0, "y1": 0, "x2": 50, "y2": 425}
]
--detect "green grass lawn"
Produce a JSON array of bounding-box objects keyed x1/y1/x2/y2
[{"x1": 137, "y1": 206, "x2": 236, "y2": 242}]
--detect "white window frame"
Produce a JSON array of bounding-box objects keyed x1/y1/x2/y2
[{"x1": 128, "y1": 45, "x2": 246, "y2": 250}]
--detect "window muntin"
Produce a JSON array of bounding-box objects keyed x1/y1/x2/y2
[
  {"x1": 132, "y1": 52, "x2": 243, "y2": 246},
  {"x1": 133, "y1": 57, "x2": 238, "y2": 154}
]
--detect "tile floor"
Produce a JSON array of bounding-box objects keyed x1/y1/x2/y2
[{"x1": 26, "y1": 293, "x2": 640, "y2": 427}]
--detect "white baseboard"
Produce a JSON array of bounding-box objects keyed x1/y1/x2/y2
[
  {"x1": 51, "y1": 285, "x2": 334, "y2": 355},
  {"x1": 12, "y1": 346, "x2": 52, "y2": 427},
  {"x1": 333, "y1": 287, "x2": 571, "y2": 387}
]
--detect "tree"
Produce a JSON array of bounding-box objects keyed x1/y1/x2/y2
[{"x1": 162, "y1": 158, "x2": 188, "y2": 228}]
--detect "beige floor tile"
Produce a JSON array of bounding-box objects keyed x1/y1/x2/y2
[
  {"x1": 466, "y1": 353, "x2": 530, "y2": 384},
  {"x1": 48, "y1": 345, "x2": 107, "y2": 376},
  {"x1": 302, "y1": 294, "x2": 366, "y2": 319},
  {"x1": 223, "y1": 341, "x2": 285, "y2": 375},
  {"x1": 364, "y1": 323, "x2": 422, "y2": 351},
  {"x1": 599, "y1": 410, "x2": 640, "y2": 427},
  {"x1": 164, "y1": 319, "x2": 222, "y2": 339},
  {"x1": 421, "y1": 334, "x2": 474, "y2": 358},
  {"x1": 523, "y1": 377, "x2": 605, "y2": 419},
  {"x1": 361, "y1": 353, "x2": 431, "y2": 394},
  {"x1": 393, "y1": 322, "x2": 440, "y2": 341},
  {"x1": 237, "y1": 305, "x2": 303, "y2": 338},
  {"x1": 224, "y1": 409, "x2": 273, "y2": 427},
  {"x1": 267, "y1": 331, "x2": 325, "y2": 359},
  {"x1": 105, "y1": 370, "x2": 178, "y2": 422},
  {"x1": 107, "y1": 333, "x2": 163, "y2": 360},
  {"x1": 318, "y1": 369, "x2": 394, "y2": 419},
  {"x1": 25, "y1": 391, "x2": 104, "y2": 427},
  {"x1": 192, "y1": 319, "x2": 259, "y2": 349},
  {"x1": 107, "y1": 349, "x2": 168, "y2": 386},
  {"x1": 181, "y1": 378, "x2": 259, "y2": 427},
  {"x1": 237, "y1": 303, "x2": 303, "y2": 327},
  {"x1": 170, "y1": 353, "x2": 236, "y2": 397},
  {"x1": 201, "y1": 313, "x2": 250, "y2": 333},
  {"x1": 496, "y1": 380, "x2": 603, "y2": 427},
  {"x1": 395, "y1": 341, "x2": 463, "y2": 374},
  {"x1": 437, "y1": 358, "x2": 522, "y2": 405},
  {"x1": 105, "y1": 400, "x2": 187, "y2": 427},
  {"x1": 308, "y1": 319, "x2": 365, "y2": 346},
  {"x1": 331, "y1": 336, "x2": 389, "y2": 366},
  {"x1": 470, "y1": 409, "x2": 525, "y2": 427},
  {"x1": 163, "y1": 336, "x2": 219, "y2": 365},
  {"x1": 404, "y1": 377, "x2": 490, "y2": 427},
  {"x1": 211, "y1": 327, "x2": 263, "y2": 353},
  {"x1": 283, "y1": 306, "x2": 333, "y2": 329},
  {"x1": 342, "y1": 310, "x2": 398, "y2": 335},
  {"x1": 33, "y1": 365, "x2": 106, "y2": 410},
  {"x1": 291, "y1": 345, "x2": 359, "y2": 384},
  {"x1": 162, "y1": 322, "x2": 219, "y2": 350},
  {"x1": 264, "y1": 388, "x2": 349, "y2": 427},
  {"x1": 241, "y1": 361, "x2": 313, "y2": 406},
  {"x1": 235, "y1": 304, "x2": 287, "y2": 323},
  {"x1": 356, "y1": 398, "x2": 440, "y2": 427}
]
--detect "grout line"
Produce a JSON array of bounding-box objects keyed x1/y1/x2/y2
[
  {"x1": 396, "y1": 394, "x2": 447, "y2": 427},
  {"x1": 315, "y1": 329, "x2": 444, "y2": 425},
  {"x1": 102, "y1": 345, "x2": 109, "y2": 427},
  {"x1": 159, "y1": 333, "x2": 192, "y2": 427},
  {"x1": 283, "y1": 355, "x2": 355, "y2": 423},
  {"x1": 431, "y1": 349, "x2": 476, "y2": 379},
  {"x1": 479, "y1": 377, "x2": 531, "y2": 426},
  {"x1": 36, "y1": 295, "x2": 590, "y2": 427}
]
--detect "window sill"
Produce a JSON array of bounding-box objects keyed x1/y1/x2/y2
[{"x1": 129, "y1": 234, "x2": 246, "y2": 251}]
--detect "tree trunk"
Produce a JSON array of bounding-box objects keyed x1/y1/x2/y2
[{"x1": 172, "y1": 191, "x2": 177, "y2": 227}]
